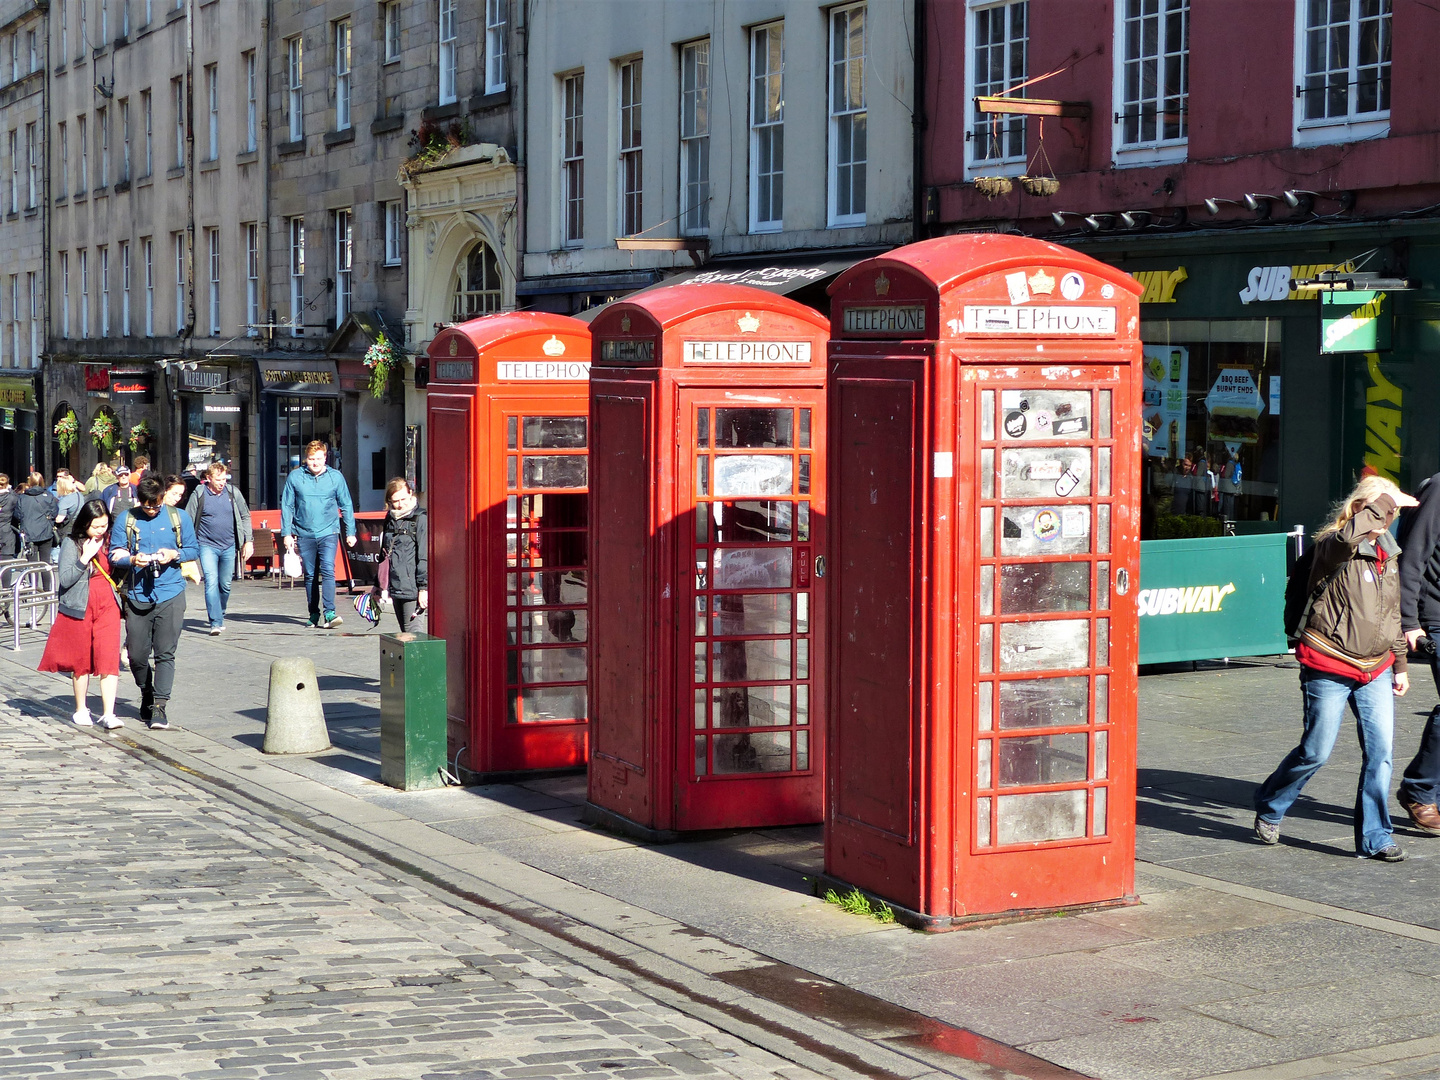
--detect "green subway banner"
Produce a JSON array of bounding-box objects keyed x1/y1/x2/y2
[{"x1": 1138, "y1": 534, "x2": 1290, "y2": 664}]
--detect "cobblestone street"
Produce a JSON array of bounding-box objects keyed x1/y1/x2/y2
[{"x1": 0, "y1": 707, "x2": 823, "y2": 1080}]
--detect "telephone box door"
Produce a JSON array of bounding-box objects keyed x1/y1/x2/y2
[
  {"x1": 678, "y1": 389, "x2": 826, "y2": 829},
  {"x1": 964, "y1": 365, "x2": 1138, "y2": 913},
  {"x1": 492, "y1": 400, "x2": 590, "y2": 771}
]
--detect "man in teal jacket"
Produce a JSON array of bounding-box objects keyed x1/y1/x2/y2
[{"x1": 280, "y1": 440, "x2": 356, "y2": 628}]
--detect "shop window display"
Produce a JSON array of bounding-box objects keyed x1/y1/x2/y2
[{"x1": 1140, "y1": 319, "x2": 1281, "y2": 539}]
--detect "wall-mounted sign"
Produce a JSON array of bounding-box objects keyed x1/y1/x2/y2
[
  {"x1": 1141, "y1": 345, "x2": 1188, "y2": 458},
  {"x1": 201, "y1": 394, "x2": 242, "y2": 417},
  {"x1": 598, "y1": 339, "x2": 656, "y2": 364},
  {"x1": 256, "y1": 360, "x2": 339, "y2": 396},
  {"x1": 433, "y1": 360, "x2": 475, "y2": 381},
  {"x1": 109, "y1": 368, "x2": 156, "y2": 402},
  {"x1": 682, "y1": 341, "x2": 812, "y2": 364},
  {"x1": 1239, "y1": 261, "x2": 1355, "y2": 304},
  {"x1": 1133, "y1": 267, "x2": 1188, "y2": 305},
  {"x1": 1321, "y1": 291, "x2": 1391, "y2": 353},
  {"x1": 180, "y1": 366, "x2": 226, "y2": 390},
  {"x1": 959, "y1": 305, "x2": 1117, "y2": 335},
  {"x1": 0, "y1": 377, "x2": 35, "y2": 408},
  {"x1": 496, "y1": 361, "x2": 591, "y2": 381},
  {"x1": 842, "y1": 305, "x2": 926, "y2": 334}
]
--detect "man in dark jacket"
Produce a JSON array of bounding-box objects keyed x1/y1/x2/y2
[
  {"x1": 1396, "y1": 474, "x2": 1440, "y2": 834},
  {"x1": 13, "y1": 471, "x2": 58, "y2": 562},
  {"x1": 184, "y1": 461, "x2": 254, "y2": 635},
  {"x1": 379, "y1": 477, "x2": 427, "y2": 632},
  {"x1": 0, "y1": 473, "x2": 18, "y2": 557}
]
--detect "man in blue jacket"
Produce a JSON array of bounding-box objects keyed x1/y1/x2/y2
[
  {"x1": 280, "y1": 440, "x2": 356, "y2": 629},
  {"x1": 109, "y1": 474, "x2": 199, "y2": 731}
]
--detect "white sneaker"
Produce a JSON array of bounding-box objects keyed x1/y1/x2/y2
[
  {"x1": 72, "y1": 709, "x2": 93, "y2": 726},
  {"x1": 99, "y1": 714, "x2": 124, "y2": 730}
]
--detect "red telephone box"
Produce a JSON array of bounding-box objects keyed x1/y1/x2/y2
[
  {"x1": 824, "y1": 235, "x2": 1143, "y2": 927},
  {"x1": 426, "y1": 313, "x2": 592, "y2": 779},
  {"x1": 587, "y1": 284, "x2": 830, "y2": 838}
]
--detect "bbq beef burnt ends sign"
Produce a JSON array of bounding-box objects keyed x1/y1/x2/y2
[{"x1": 109, "y1": 368, "x2": 156, "y2": 402}]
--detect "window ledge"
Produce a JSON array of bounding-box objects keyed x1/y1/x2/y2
[
  {"x1": 1294, "y1": 116, "x2": 1389, "y2": 147},
  {"x1": 323, "y1": 128, "x2": 355, "y2": 148},
  {"x1": 962, "y1": 158, "x2": 1027, "y2": 181},
  {"x1": 23, "y1": 206, "x2": 36, "y2": 218},
  {"x1": 235, "y1": 149, "x2": 258, "y2": 165},
  {"x1": 113, "y1": 35, "x2": 129, "y2": 49},
  {"x1": 371, "y1": 114, "x2": 405, "y2": 136},
  {"x1": 93, "y1": 186, "x2": 109, "y2": 199},
  {"x1": 1113, "y1": 142, "x2": 1188, "y2": 168},
  {"x1": 53, "y1": 63, "x2": 65, "y2": 75},
  {"x1": 113, "y1": 179, "x2": 130, "y2": 193},
  {"x1": 198, "y1": 158, "x2": 219, "y2": 173},
  {"x1": 277, "y1": 138, "x2": 305, "y2": 156},
  {"x1": 72, "y1": 53, "x2": 86, "y2": 67},
  {"x1": 71, "y1": 191, "x2": 86, "y2": 203},
  {"x1": 4, "y1": 211, "x2": 16, "y2": 220},
  {"x1": 166, "y1": 165, "x2": 185, "y2": 179},
  {"x1": 469, "y1": 87, "x2": 510, "y2": 112},
  {"x1": 827, "y1": 216, "x2": 866, "y2": 230},
  {"x1": 54, "y1": 194, "x2": 67, "y2": 204},
  {"x1": 136, "y1": 174, "x2": 153, "y2": 188},
  {"x1": 422, "y1": 101, "x2": 461, "y2": 123},
  {"x1": 165, "y1": 5, "x2": 185, "y2": 23},
  {"x1": 382, "y1": 259, "x2": 402, "y2": 269}
]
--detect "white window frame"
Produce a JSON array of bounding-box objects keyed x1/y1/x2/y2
[
  {"x1": 120, "y1": 241, "x2": 130, "y2": 336},
  {"x1": 679, "y1": 39, "x2": 710, "y2": 237},
  {"x1": 383, "y1": 1, "x2": 401, "y2": 64},
  {"x1": 334, "y1": 208, "x2": 352, "y2": 323},
  {"x1": 59, "y1": 0, "x2": 67, "y2": 64},
  {"x1": 143, "y1": 237, "x2": 154, "y2": 337},
  {"x1": 561, "y1": 72, "x2": 584, "y2": 247},
  {"x1": 205, "y1": 63, "x2": 218, "y2": 160},
  {"x1": 1294, "y1": 0, "x2": 1391, "y2": 146},
  {"x1": 60, "y1": 252, "x2": 69, "y2": 338},
  {"x1": 26, "y1": 272, "x2": 35, "y2": 364},
  {"x1": 6, "y1": 129, "x2": 15, "y2": 214},
  {"x1": 245, "y1": 222, "x2": 259, "y2": 335},
  {"x1": 25, "y1": 122, "x2": 36, "y2": 207},
  {"x1": 383, "y1": 200, "x2": 403, "y2": 265},
  {"x1": 244, "y1": 51, "x2": 257, "y2": 151},
  {"x1": 76, "y1": 116, "x2": 86, "y2": 194},
  {"x1": 964, "y1": 0, "x2": 1028, "y2": 178},
  {"x1": 9, "y1": 276, "x2": 17, "y2": 367},
  {"x1": 100, "y1": 0, "x2": 108, "y2": 43},
  {"x1": 438, "y1": 0, "x2": 457, "y2": 106},
  {"x1": 120, "y1": 98, "x2": 131, "y2": 180},
  {"x1": 173, "y1": 232, "x2": 185, "y2": 335},
  {"x1": 172, "y1": 77, "x2": 185, "y2": 168},
  {"x1": 9, "y1": 33, "x2": 16, "y2": 84},
  {"x1": 58, "y1": 121, "x2": 68, "y2": 197},
  {"x1": 27, "y1": 30, "x2": 36, "y2": 73},
  {"x1": 207, "y1": 227, "x2": 220, "y2": 335},
  {"x1": 748, "y1": 21, "x2": 784, "y2": 233},
  {"x1": 120, "y1": 0, "x2": 129, "y2": 37},
  {"x1": 79, "y1": 249, "x2": 89, "y2": 337},
  {"x1": 288, "y1": 217, "x2": 305, "y2": 336},
  {"x1": 1113, "y1": 0, "x2": 1189, "y2": 166},
  {"x1": 485, "y1": 0, "x2": 507, "y2": 94},
  {"x1": 99, "y1": 246, "x2": 110, "y2": 336},
  {"x1": 286, "y1": 36, "x2": 304, "y2": 142},
  {"x1": 618, "y1": 58, "x2": 642, "y2": 237},
  {"x1": 828, "y1": 2, "x2": 867, "y2": 228},
  {"x1": 97, "y1": 106, "x2": 108, "y2": 188},
  {"x1": 141, "y1": 89, "x2": 152, "y2": 176},
  {"x1": 334, "y1": 19, "x2": 352, "y2": 131}
]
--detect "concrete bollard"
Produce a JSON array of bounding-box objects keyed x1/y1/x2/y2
[{"x1": 262, "y1": 657, "x2": 331, "y2": 754}]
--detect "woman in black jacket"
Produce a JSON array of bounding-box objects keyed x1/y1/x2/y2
[
  {"x1": 379, "y1": 477, "x2": 427, "y2": 632},
  {"x1": 13, "y1": 471, "x2": 58, "y2": 562}
]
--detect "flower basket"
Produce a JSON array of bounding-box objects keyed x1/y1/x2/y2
[
  {"x1": 973, "y1": 176, "x2": 1014, "y2": 199},
  {"x1": 1020, "y1": 175, "x2": 1060, "y2": 197},
  {"x1": 127, "y1": 419, "x2": 153, "y2": 452},
  {"x1": 363, "y1": 333, "x2": 403, "y2": 399},
  {"x1": 53, "y1": 411, "x2": 79, "y2": 454},
  {"x1": 90, "y1": 412, "x2": 118, "y2": 453}
]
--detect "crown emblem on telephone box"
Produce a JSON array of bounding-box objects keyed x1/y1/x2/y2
[
  {"x1": 738, "y1": 312, "x2": 761, "y2": 333},
  {"x1": 874, "y1": 272, "x2": 891, "y2": 296}
]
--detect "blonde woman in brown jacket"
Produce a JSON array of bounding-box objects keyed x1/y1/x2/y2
[{"x1": 1254, "y1": 475, "x2": 1420, "y2": 861}]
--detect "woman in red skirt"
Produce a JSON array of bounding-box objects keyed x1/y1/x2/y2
[{"x1": 40, "y1": 499, "x2": 124, "y2": 729}]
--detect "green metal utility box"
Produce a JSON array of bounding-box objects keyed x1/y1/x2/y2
[{"x1": 380, "y1": 632, "x2": 447, "y2": 791}]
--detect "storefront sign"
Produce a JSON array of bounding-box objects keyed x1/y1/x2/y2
[
  {"x1": 1239, "y1": 261, "x2": 1355, "y2": 304},
  {"x1": 1133, "y1": 267, "x2": 1188, "y2": 304},
  {"x1": 202, "y1": 394, "x2": 242, "y2": 417},
  {"x1": 842, "y1": 305, "x2": 926, "y2": 334},
  {"x1": 496, "y1": 361, "x2": 591, "y2": 380},
  {"x1": 959, "y1": 305, "x2": 1117, "y2": 335},
  {"x1": 598, "y1": 339, "x2": 655, "y2": 364},
  {"x1": 2, "y1": 409, "x2": 14, "y2": 430},
  {"x1": 1364, "y1": 353, "x2": 1402, "y2": 481},
  {"x1": 1205, "y1": 365, "x2": 1264, "y2": 444},
  {"x1": 109, "y1": 368, "x2": 155, "y2": 402},
  {"x1": 0, "y1": 376, "x2": 35, "y2": 408},
  {"x1": 180, "y1": 366, "x2": 226, "y2": 390},
  {"x1": 682, "y1": 341, "x2": 812, "y2": 364},
  {"x1": 1321, "y1": 291, "x2": 1391, "y2": 353},
  {"x1": 434, "y1": 360, "x2": 475, "y2": 381},
  {"x1": 1137, "y1": 534, "x2": 1289, "y2": 664},
  {"x1": 256, "y1": 360, "x2": 339, "y2": 396},
  {"x1": 1141, "y1": 345, "x2": 1188, "y2": 458}
]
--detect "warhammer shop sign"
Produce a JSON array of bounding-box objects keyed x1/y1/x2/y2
[{"x1": 109, "y1": 368, "x2": 156, "y2": 403}]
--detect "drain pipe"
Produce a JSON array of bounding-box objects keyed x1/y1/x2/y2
[{"x1": 911, "y1": 0, "x2": 928, "y2": 241}]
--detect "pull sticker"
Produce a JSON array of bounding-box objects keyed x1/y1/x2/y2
[{"x1": 1055, "y1": 467, "x2": 1082, "y2": 497}]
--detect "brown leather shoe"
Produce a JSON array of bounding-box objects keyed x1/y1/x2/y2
[{"x1": 1399, "y1": 797, "x2": 1440, "y2": 836}]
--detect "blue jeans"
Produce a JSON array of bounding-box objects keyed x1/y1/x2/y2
[
  {"x1": 1399, "y1": 632, "x2": 1440, "y2": 806},
  {"x1": 198, "y1": 544, "x2": 236, "y2": 629},
  {"x1": 1255, "y1": 667, "x2": 1396, "y2": 855},
  {"x1": 297, "y1": 534, "x2": 337, "y2": 621}
]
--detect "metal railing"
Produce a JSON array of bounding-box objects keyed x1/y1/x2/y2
[{"x1": 0, "y1": 559, "x2": 57, "y2": 650}]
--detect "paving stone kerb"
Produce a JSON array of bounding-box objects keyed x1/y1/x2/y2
[{"x1": 264, "y1": 656, "x2": 331, "y2": 754}]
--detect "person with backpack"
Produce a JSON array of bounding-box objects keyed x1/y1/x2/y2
[
  {"x1": 13, "y1": 471, "x2": 58, "y2": 562},
  {"x1": 377, "y1": 477, "x2": 427, "y2": 632},
  {"x1": 184, "y1": 461, "x2": 253, "y2": 635},
  {"x1": 1254, "y1": 475, "x2": 1419, "y2": 861},
  {"x1": 108, "y1": 474, "x2": 198, "y2": 731},
  {"x1": 1393, "y1": 473, "x2": 1440, "y2": 835}
]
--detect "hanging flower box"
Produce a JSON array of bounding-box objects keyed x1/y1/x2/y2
[
  {"x1": 973, "y1": 176, "x2": 1014, "y2": 199},
  {"x1": 53, "y1": 411, "x2": 79, "y2": 454},
  {"x1": 90, "y1": 412, "x2": 118, "y2": 452},
  {"x1": 1020, "y1": 175, "x2": 1060, "y2": 197},
  {"x1": 362, "y1": 333, "x2": 403, "y2": 400}
]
